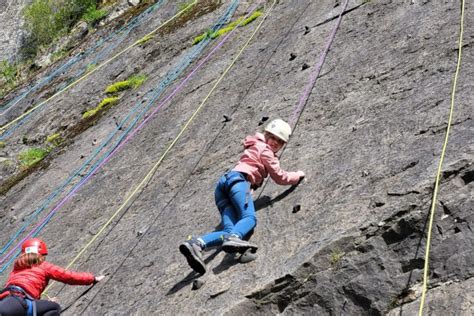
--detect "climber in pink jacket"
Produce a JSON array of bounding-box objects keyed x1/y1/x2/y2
[{"x1": 179, "y1": 119, "x2": 305, "y2": 275}]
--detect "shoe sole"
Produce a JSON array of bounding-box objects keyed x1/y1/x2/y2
[
  {"x1": 222, "y1": 241, "x2": 258, "y2": 254},
  {"x1": 179, "y1": 243, "x2": 206, "y2": 275}
]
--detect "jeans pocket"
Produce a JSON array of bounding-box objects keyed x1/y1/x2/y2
[{"x1": 225, "y1": 172, "x2": 245, "y2": 188}]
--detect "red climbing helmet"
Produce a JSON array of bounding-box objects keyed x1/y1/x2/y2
[{"x1": 22, "y1": 238, "x2": 48, "y2": 256}]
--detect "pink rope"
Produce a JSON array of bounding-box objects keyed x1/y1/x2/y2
[
  {"x1": 290, "y1": 0, "x2": 349, "y2": 128},
  {"x1": 0, "y1": 3, "x2": 260, "y2": 265}
]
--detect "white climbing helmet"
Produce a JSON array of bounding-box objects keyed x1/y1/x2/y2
[{"x1": 265, "y1": 119, "x2": 291, "y2": 142}]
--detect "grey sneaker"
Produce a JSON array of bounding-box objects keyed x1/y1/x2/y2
[
  {"x1": 222, "y1": 234, "x2": 257, "y2": 253},
  {"x1": 179, "y1": 236, "x2": 206, "y2": 275}
]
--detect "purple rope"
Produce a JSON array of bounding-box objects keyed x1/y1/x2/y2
[
  {"x1": 290, "y1": 0, "x2": 349, "y2": 128},
  {"x1": 0, "y1": 3, "x2": 260, "y2": 265}
]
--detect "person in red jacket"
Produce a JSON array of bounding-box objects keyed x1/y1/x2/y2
[
  {"x1": 0, "y1": 238, "x2": 104, "y2": 316},
  {"x1": 179, "y1": 119, "x2": 305, "y2": 275}
]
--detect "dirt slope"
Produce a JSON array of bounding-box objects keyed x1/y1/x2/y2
[{"x1": 0, "y1": 0, "x2": 472, "y2": 314}]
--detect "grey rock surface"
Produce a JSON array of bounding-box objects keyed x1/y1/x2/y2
[
  {"x1": 0, "y1": 0, "x2": 473, "y2": 314},
  {"x1": 0, "y1": 0, "x2": 32, "y2": 61}
]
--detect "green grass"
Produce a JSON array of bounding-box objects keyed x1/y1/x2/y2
[
  {"x1": 178, "y1": 0, "x2": 195, "y2": 12},
  {"x1": 105, "y1": 74, "x2": 147, "y2": 94},
  {"x1": 51, "y1": 49, "x2": 69, "y2": 62},
  {"x1": 0, "y1": 60, "x2": 20, "y2": 97},
  {"x1": 192, "y1": 30, "x2": 211, "y2": 45},
  {"x1": 329, "y1": 249, "x2": 345, "y2": 268},
  {"x1": 22, "y1": 0, "x2": 98, "y2": 57},
  {"x1": 241, "y1": 10, "x2": 263, "y2": 26},
  {"x1": 86, "y1": 63, "x2": 97, "y2": 73},
  {"x1": 46, "y1": 133, "x2": 62, "y2": 147},
  {"x1": 82, "y1": 96, "x2": 119, "y2": 120},
  {"x1": 193, "y1": 11, "x2": 262, "y2": 45},
  {"x1": 210, "y1": 24, "x2": 238, "y2": 39},
  {"x1": 82, "y1": 6, "x2": 108, "y2": 25},
  {"x1": 18, "y1": 148, "x2": 49, "y2": 168},
  {"x1": 0, "y1": 141, "x2": 6, "y2": 149},
  {"x1": 137, "y1": 34, "x2": 154, "y2": 46},
  {"x1": 0, "y1": 60, "x2": 17, "y2": 84}
]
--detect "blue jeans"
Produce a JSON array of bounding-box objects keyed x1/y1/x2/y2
[{"x1": 200, "y1": 171, "x2": 257, "y2": 248}]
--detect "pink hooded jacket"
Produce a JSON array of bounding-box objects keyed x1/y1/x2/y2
[{"x1": 232, "y1": 132, "x2": 302, "y2": 188}]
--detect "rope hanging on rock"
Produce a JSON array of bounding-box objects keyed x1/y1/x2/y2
[
  {"x1": 1, "y1": 0, "x2": 256, "y2": 276},
  {"x1": 418, "y1": 0, "x2": 465, "y2": 314},
  {"x1": 0, "y1": 0, "x2": 240, "y2": 273},
  {"x1": 43, "y1": 2, "x2": 270, "y2": 299},
  {"x1": 0, "y1": 0, "x2": 166, "y2": 119},
  {"x1": 289, "y1": 0, "x2": 349, "y2": 130},
  {"x1": 0, "y1": 0, "x2": 198, "y2": 138},
  {"x1": 255, "y1": 0, "x2": 350, "y2": 206}
]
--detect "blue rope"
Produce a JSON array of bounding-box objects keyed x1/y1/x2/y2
[
  {"x1": 0, "y1": 1, "x2": 167, "y2": 139},
  {"x1": 0, "y1": 56, "x2": 80, "y2": 114},
  {"x1": 0, "y1": 0, "x2": 240, "y2": 273},
  {"x1": 72, "y1": 0, "x2": 166, "y2": 79}
]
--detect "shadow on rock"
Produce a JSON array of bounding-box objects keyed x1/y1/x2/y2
[
  {"x1": 166, "y1": 184, "x2": 301, "y2": 294},
  {"x1": 212, "y1": 252, "x2": 241, "y2": 275},
  {"x1": 166, "y1": 249, "x2": 222, "y2": 296},
  {"x1": 399, "y1": 203, "x2": 431, "y2": 316},
  {"x1": 254, "y1": 183, "x2": 300, "y2": 211}
]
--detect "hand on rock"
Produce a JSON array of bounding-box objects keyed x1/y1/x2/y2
[
  {"x1": 297, "y1": 170, "x2": 305, "y2": 180},
  {"x1": 95, "y1": 275, "x2": 105, "y2": 283}
]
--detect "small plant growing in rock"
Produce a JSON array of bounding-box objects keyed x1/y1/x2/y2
[
  {"x1": 192, "y1": 10, "x2": 262, "y2": 45},
  {"x1": 137, "y1": 34, "x2": 154, "y2": 46},
  {"x1": 105, "y1": 74, "x2": 147, "y2": 94},
  {"x1": 388, "y1": 296, "x2": 400, "y2": 309},
  {"x1": 86, "y1": 63, "x2": 97, "y2": 73},
  {"x1": 46, "y1": 133, "x2": 62, "y2": 147},
  {"x1": 192, "y1": 29, "x2": 213, "y2": 45},
  {"x1": 51, "y1": 49, "x2": 69, "y2": 62},
  {"x1": 329, "y1": 249, "x2": 345, "y2": 268},
  {"x1": 0, "y1": 60, "x2": 17, "y2": 84},
  {"x1": 240, "y1": 10, "x2": 263, "y2": 26},
  {"x1": 18, "y1": 147, "x2": 49, "y2": 168},
  {"x1": 0, "y1": 141, "x2": 6, "y2": 149},
  {"x1": 211, "y1": 11, "x2": 262, "y2": 38},
  {"x1": 178, "y1": 0, "x2": 195, "y2": 12},
  {"x1": 82, "y1": 96, "x2": 119, "y2": 120},
  {"x1": 0, "y1": 60, "x2": 20, "y2": 97}
]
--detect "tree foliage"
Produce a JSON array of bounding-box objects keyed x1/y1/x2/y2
[{"x1": 22, "y1": 0, "x2": 99, "y2": 56}]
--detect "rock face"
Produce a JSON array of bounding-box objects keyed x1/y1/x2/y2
[
  {"x1": 0, "y1": 0, "x2": 472, "y2": 314},
  {"x1": 0, "y1": 0, "x2": 32, "y2": 61},
  {"x1": 0, "y1": 0, "x2": 143, "y2": 63}
]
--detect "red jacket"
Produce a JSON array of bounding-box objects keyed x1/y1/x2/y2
[
  {"x1": 233, "y1": 132, "x2": 303, "y2": 187},
  {"x1": 0, "y1": 261, "x2": 95, "y2": 299}
]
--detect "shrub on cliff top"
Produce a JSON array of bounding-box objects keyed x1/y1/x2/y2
[{"x1": 22, "y1": 0, "x2": 99, "y2": 57}]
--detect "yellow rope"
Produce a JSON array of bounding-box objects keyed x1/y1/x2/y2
[
  {"x1": 43, "y1": 0, "x2": 276, "y2": 297},
  {"x1": 418, "y1": 0, "x2": 465, "y2": 314},
  {"x1": 0, "y1": 0, "x2": 198, "y2": 134}
]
